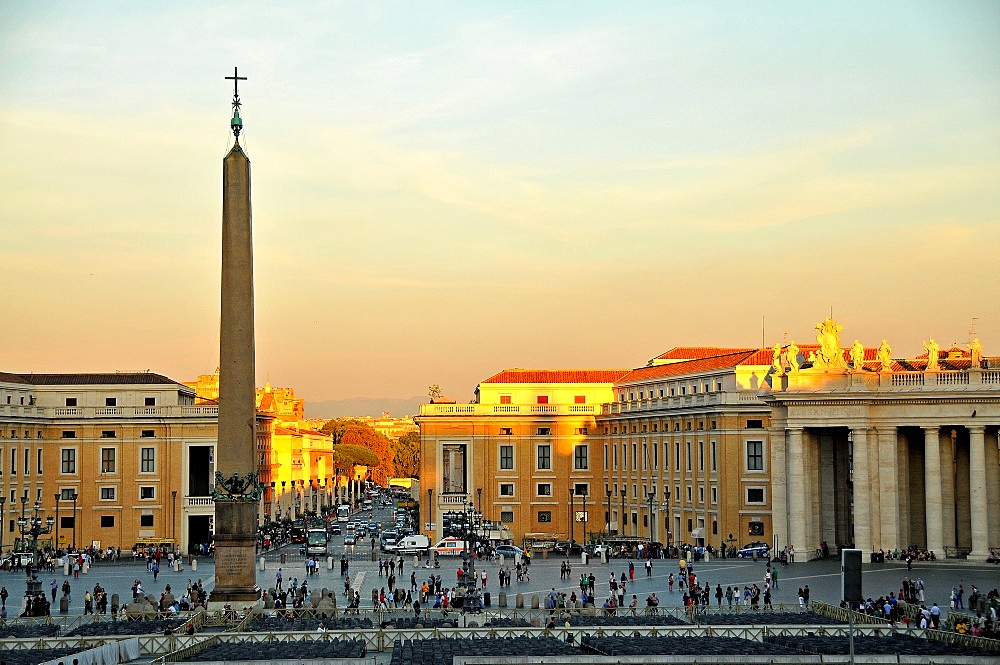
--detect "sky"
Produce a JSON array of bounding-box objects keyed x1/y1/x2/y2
[{"x1": 1, "y1": 1, "x2": 998, "y2": 405}]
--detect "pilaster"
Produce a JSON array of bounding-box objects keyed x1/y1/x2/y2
[
  {"x1": 786, "y1": 428, "x2": 807, "y2": 559},
  {"x1": 876, "y1": 427, "x2": 899, "y2": 551},
  {"x1": 769, "y1": 427, "x2": 788, "y2": 552}
]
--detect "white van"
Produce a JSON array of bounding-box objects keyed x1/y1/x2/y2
[
  {"x1": 393, "y1": 534, "x2": 430, "y2": 555},
  {"x1": 430, "y1": 537, "x2": 467, "y2": 557}
]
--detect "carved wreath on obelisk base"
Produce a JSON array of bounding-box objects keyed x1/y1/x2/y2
[{"x1": 212, "y1": 471, "x2": 263, "y2": 502}]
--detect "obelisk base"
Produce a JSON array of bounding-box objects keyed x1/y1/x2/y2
[{"x1": 210, "y1": 502, "x2": 260, "y2": 607}]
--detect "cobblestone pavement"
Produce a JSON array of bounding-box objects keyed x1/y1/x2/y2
[{"x1": 6, "y1": 544, "x2": 997, "y2": 618}]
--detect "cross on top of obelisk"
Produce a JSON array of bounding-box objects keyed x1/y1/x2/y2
[{"x1": 225, "y1": 66, "x2": 247, "y2": 140}]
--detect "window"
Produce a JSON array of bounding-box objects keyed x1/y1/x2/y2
[
  {"x1": 36, "y1": 449, "x2": 42, "y2": 474},
  {"x1": 499, "y1": 445, "x2": 513, "y2": 470},
  {"x1": 698, "y1": 487, "x2": 704, "y2": 503},
  {"x1": 537, "y1": 511, "x2": 551, "y2": 523},
  {"x1": 141, "y1": 429, "x2": 155, "y2": 438},
  {"x1": 631, "y1": 442, "x2": 637, "y2": 470},
  {"x1": 101, "y1": 448, "x2": 116, "y2": 473},
  {"x1": 141, "y1": 447, "x2": 156, "y2": 473},
  {"x1": 441, "y1": 444, "x2": 467, "y2": 494},
  {"x1": 622, "y1": 443, "x2": 627, "y2": 470},
  {"x1": 574, "y1": 427, "x2": 588, "y2": 435},
  {"x1": 574, "y1": 483, "x2": 588, "y2": 496},
  {"x1": 574, "y1": 395, "x2": 586, "y2": 404},
  {"x1": 500, "y1": 511, "x2": 514, "y2": 523},
  {"x1": 100, "y1": 487, "x2": 116, "y2": 500},
  {"x1": 536, "y1": 395, "x2": 548, "y2": 404},
  {"x1": 23, "y1": 448, "x2": 28, "y2": 475},
  {"x1": 61, "y1": 516, "x2": 74, "y2": 530},
  {"x1": 573, "y1": 445, "x2": 588, "y2": 470},
  {"x1": 60, "y1": 488, "x2": 75, "y2": 501},
  {"x1": 536, "y1": 427, "x2": 551, "y2": 436},
  {"x1": 674, "y1": 441, "x2": 680, "y2": 471},
  {"x1": 746, "y1": 441, "x2": 764, "y2": 471},
  {"x1": 675, "y1": 485, "x2": 680, "y2": 503},
  {"x1": 101, "y1": 430, "x2": 116, "y2": 438},
  {"x1": 688, "y1": 518, "x2": 693, "y2": 532},
  {"x1": 686, "y1": 486, "x2": 692, "y2": 502},
  {"x1": 604, "y1": 444, "x2": 608, "y2": 468},
  {"x1": 686, "y1": 442, "x2": 692, "y2": 471},
  {"x1": 536, "y1": 483, "x2": 552, "y2": 496},
  {"x1": 61, "y1": 431, "x2": 76, "y2": 439},
  {"x1": 499, "y1": 427, "x2": 513, "y2": 436},
  {"x1": 747, "y1": 487, "x2": 766, "y2": 504},
  {"x1": 140, "y1": 514, "x2": 154, "y2": 527},
  {"x1": 536, "y1": 445, "x2": 551, "y2": 470},
  {"x1": 499, "y1": 483, "x2": 515, "y2": 497},
  {"x1": 105, "y1": 397, "x2": 117, "y2": 407},
  {"x1": 144, "y1": 397, "x2": 156, "y2": 406},
  {"x1": 653, "y1": 441, "x2": 658, "y2": 469},
  {"x1": 711, "y1": 441, "x2": 717, "y2": 472},
  {"x1": 100, "y1": 516, "x2": 115, "y2": 528},
  {"x1": 499, "y1": 395, "x2": 512, "y2": 404},
  {"x1": 642, "y1": 443, "x2": 648, "y2": 470},
  {"x1": 61, "y1": 449, "x2": 76, "y2": 474},
  {"x1": 698, "y1": 441, "x2": 704, "y2": 471},
  {"x1": 65, "y1": 398, "x2": 77, "y2": 407},
  {"x1": 711, "y1": 486, "x2": 718, "y2": 504},
  {"x1": 747, "y1": 419, "x2": 763, "y2": 429},
  {"x1": 139, "y1": 486, "x2": 155, "y2": 500}
]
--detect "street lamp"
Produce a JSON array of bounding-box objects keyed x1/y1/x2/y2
[
  {"x1": 605, "y1": 487, "x2": 612, "y2": 538},
  {"x1": 620, "y1": 486, "x2": 626, "y2": 538},
  {"x1": 646, "y1": 487, "x2": 656, "y2": 545},
  {"x1": 580, "y1": 488, "x2": 588, "y2": 548},
  {"x1": 53, "y1": 493, "x2": 61, "y2": 553},
  {"x1": 171, "y1": 490, "x2": 177, "y2": 542},
  {"x1": 71, "y1": 493, "x2": 78, "y2": 551},
  {"x1": 661, "y1": 488, "x2": 672, "y2": 556},
  {"x1": 427, "y1": 488, "x2": 433, "y2": 534},
  {"x1": 0, "y1": 497, "x2": 6, "y2": 555},
  {"x1": 460, "y1": 498, "x2": 480, "y2": 611},
  {"x1": 17, "y1": 498, "x2": 54, "y2": 612},
  {"x1": 568, "y1": 488, "x2": 576, "y2": 552}
]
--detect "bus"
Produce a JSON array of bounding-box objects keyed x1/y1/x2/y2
[
  {"x1": 306, "y1": 528, "x2": 328, "y2": 556},
  {"x1": 337, "y1": 505, "x2": 351, "y2": 522},
  {"x1": 289, "y1": 525, "x2": 307, "y2": 544}
]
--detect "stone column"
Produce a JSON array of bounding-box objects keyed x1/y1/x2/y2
[
  {"x1": 212, "y1": 141, "x2": 260, "y2": 605},
  {"x1": 769, "y1": 427, "x2": 788, "y2": 552},
  {"x1": 786, "y1": 428, "x2": 807, "y2": 559},
  {"x1": 969, "y1": 426, "x2": 989, "y2": 559},
  {"x1": 924, "y1": 427, "x2": 944, "y2": 556},
  {"x1": 851, "y1": 427, "x2": 872, "y2": 553},
  {"x1": 876, "y1": 427, "x2": 899, "y2": 551}
]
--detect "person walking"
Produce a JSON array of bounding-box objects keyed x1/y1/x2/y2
[
  {"x1": 645, "y1": 559, "x2": 652, "y2": 577},
  {"x1": 771, "y1": 566, "x2": 779, "y2": 589}
]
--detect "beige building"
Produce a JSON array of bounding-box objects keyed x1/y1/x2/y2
[
  {"x1": 417, "y1": 320, "x2": 1000, "y2": 560},
  {"x1": 416, "y1": 370, "x2": 628, "y2": 547}
]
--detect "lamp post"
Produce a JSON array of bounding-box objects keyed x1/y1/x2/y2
[
  {"x1": 476, "y1": 487, "x2": 483, "y2": 547},
  {"x1": 662, "y1": 488, "x2": 671, "y2": 556},
  {"x1": 71, "y1": 493, "x2": 78, "y2": 551},
  {"x1": 460, "y1": 498, "x2": 480, "y2": 611},
  {"x1": 427, "y1": 488, "x2": 433, "y2": 535},
  {"x1": 605, "y1": 487, "x2": 612, "y2": 539},
  {"x1": 620, "y1": 487, "x2": 626, "y2": 538},
  {"x1": 568, "y1": 488, "x2": 576, "y2": 553},
  {"x1": 646, "y1": 487, "x2": 656, "y2": 545},
  {"x1": 0, "y1": 497, "x2": 6, "y2": 555},
  {"x1": 53, "y1": 493, "x2": 61, "y2": 553},
  {"x1": 17, "y1": 498, "x2": 54, "y2": 611},
  {"x1": 171, "y1": 490, "x2": 177, "y2": 542},
  {"x1": 581, "y1": 488, "x2": 588, "y2": 548}
]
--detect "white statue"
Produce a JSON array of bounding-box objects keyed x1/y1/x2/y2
[
  {"x1": 969, "y1": 338, "x2": 984, "y2": 366},
  {"x1": 877, "y1": 339, "x2": 893, "y2": 371},
  {"x1": 850, "y1": 340, "x2": 865, "y2": 371},
  {"x1": 787, "y1": 341, "x2": 800, "y2": 372},
  {"x1": 813, "y1": 317, "x2": 847, "y2": 369},
  {"x1": 924, "y1": 338, "x2": 940, "y2": 371},
  {"x1": 771, "y1": 343, "x2": 783, "y2": 375}
]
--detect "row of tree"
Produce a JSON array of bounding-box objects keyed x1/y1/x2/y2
[{"x1": 319, "y1": 418, "x2": 419, "y2": 485}]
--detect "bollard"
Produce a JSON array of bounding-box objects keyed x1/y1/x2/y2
[
  {"x1": 175, "y1": 560, "x2": 181, "y2": 572},
  {"x1": 413, "y1": 555, "x2": 418, "y2": 568},
  {"x1": 259, "y1": 557, "x2": 266, "y2": 571},
  {"x1": 63, "y1": 560, "x2": 70, "y2": 576},
  {"x1": 280, "y1": 553, "x2": 286, "y2": 564},
  {"x1": 191, "y1": 558, "x2": 198, "y2": 572},
  {"x1": 327, "y1": 556, "x2": 334, "y2": 570},
  {"x1": 499, "y1": 554, "x2": 505, "y2": 565},
  {"x1": 498, "y1": 591, "x2": 507, "y2": 608},
  {"x1": 483, "y1": 591, "x2": 491, "y2": 607},
  {"x1": 531, "y1": 594, "x2": 540, "y2": 609},
  {"x1": 82, "y1": 562, "x2": 89, "y2": 575},
  {"x1": 581, "y1": 552, "x2": 588, "y2": 566}
]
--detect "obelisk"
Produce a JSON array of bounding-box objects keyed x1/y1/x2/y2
[{"x1": 210, "y1": 67, "x2": 260, "y2": 605}]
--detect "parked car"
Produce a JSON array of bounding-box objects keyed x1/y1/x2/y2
[
  {"x1": 0, "y1": 552, "x2": 35, "y2": 570},
  {"x1": 736, "y1": 541, "x2": 770, "y2": 558},
  {"x1": 552, "y1": 541, "x2": 583, "y2": 555},
  {"x1": 494, "y1": 544, "x2": 524, "y2": 559}
]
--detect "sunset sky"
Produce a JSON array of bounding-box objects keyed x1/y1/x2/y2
[{"x1": 2, "y1": 1, "x2": 998, "y2": 406}]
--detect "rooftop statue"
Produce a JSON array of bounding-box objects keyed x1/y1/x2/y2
[
  {"x1": 787, "y1": 341, "x2": 800, "y2": 372},
  {"x1": 771, "y1": 343, "x2": 784, "y2": 375},
  {"x1": 969, "y1": 338, "x2": 984, "y2": 366},
  {"x1": 924, "y1": 338, "x2": 940, "y2": 371},
  {"x1": 850, "y1": 340, "x2": 865, "y2": 371},
  {"x1": 812, "y1": 317, "x2": 847, "y2": 370},
  {"x1": 878, "y1": 339, "x2": 893, "y2": 371}
]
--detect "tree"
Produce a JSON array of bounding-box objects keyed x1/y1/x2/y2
[
  {"x1": 394, "y1": 431, "x2": 420, "y2": 478},
  {"x1": 428, "y1": 384, "x2": 442, "y2": 401}
]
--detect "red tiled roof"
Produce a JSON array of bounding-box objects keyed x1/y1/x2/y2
[
  {"x1": 620, "y1": 350, "x2": 765, "y2": 382},
  {"x1": 651, "y1": 347, "x2": 754, "y2": 362},
  {"x1": 481, "y1": 369, "x2": 630, "y2": 384}
]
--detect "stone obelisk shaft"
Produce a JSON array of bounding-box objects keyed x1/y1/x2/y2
[{"x1": 211, "y1": 142, "x2": 259, "y2": 603}]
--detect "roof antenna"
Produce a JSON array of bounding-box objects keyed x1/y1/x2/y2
[
  {"x1": 969, "y1": 317, "x2": 978, "y2": 342},
  {"x1": 761, "y1": 316, "x2": 765, "y2": 349}
]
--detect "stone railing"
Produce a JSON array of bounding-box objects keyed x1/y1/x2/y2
[
  {"x1": 3, "y1": 405, "x2": 220, "y2": 420},
  {"x1": 420, "y1": 403, "x2": 596, "y2": 416}
]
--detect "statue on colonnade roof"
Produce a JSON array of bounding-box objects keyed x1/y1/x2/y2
[
  {"x1": 812, "y1": 317, "x2": 847, "y2": 370},
  {"x1": 924, "y1": 338, "x2": 940, "y2": 371},
  {"x1": 878, "y1": 339, "x2": 893, "y2": 371},
  {"x1": 850, "y1": 340, "x2": 865, "y2": 372},
  {"x1": 969, "y1": 338, "x2": 984, "y2": 366}
]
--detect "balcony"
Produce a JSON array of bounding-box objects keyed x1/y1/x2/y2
[
  {"x1": 5, "y1": 405, "x2": 222, "y2": 419},
  {"x1": 419, "y1": 403, "x2": 596, "y2": 416}
]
